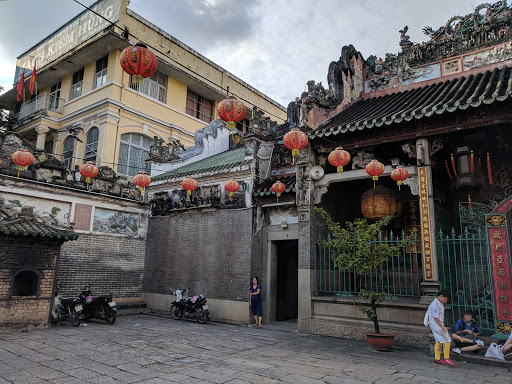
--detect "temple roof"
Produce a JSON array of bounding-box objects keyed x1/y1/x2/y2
[
  {"x1": 310, "y1": 65, "x2": 512, "y2": 139},
  {"x1": 0, "y1": 219, "x2": 78, "y2": 241},
  {"x1": 253, "y1": 175, "x2": 296, "y2": 197},
  {"x1": 151, "y1": 147, "x2": 250, "y2": 182}
]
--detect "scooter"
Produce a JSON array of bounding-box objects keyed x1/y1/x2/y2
[
  {"x1": 51, "y1": 286, "x2": 83, "y2": 327},
  {"x1": 79, "y1": 286, "x2": 117, "y2": 324},
  {"x1": 170, "y1": 288, "x2": 210, "y2": 324}
]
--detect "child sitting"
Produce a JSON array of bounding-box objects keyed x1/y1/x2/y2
[{"x1": 451, "y1": 310, "x2": 485, "y2": 355}]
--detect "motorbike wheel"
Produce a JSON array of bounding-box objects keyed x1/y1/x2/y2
[
  {"x1": 104, "y1": 308, "x2": 116, "y2": 325},
  {"x1": 70, "y1": 308, "x2": 81, "y2": 327},
  {"x1": 196, "y1": 308, "x2": 208, "y2": 324},
  {"x1": 170, "y1": 304, "x2": 182, "y2": 320}
]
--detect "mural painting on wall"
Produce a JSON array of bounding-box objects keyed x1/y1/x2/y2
[
  {"x1": 463, "y1": 42, "x2": 512, "y2": 70},
  {"x1": 0, "y1": 193, "x2": 71, "y2": 227},
  {"x1": 93, "y1": 208, "x2": 139, "y2": 236},
  {"x1": 365, "y1": 62, "x2": 441, "y2": 93},
  {"x1": 442, "y1": 58, "x2": 463, "y2": 76},
  {"x1": 150, "y1": 186, "x2": 221, "y2": 216}
]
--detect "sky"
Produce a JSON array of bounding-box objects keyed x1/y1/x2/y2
[{"x1": 0, "y1": 0, "x2": 477, "y2": 107}]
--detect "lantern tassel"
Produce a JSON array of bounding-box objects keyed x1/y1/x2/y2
[
  {"x1": 487, "y1": 153, "x2": 493, "y2": 185},
  {"x1": 470, "y1": 150, "x2": 474, "y2": 174},
  {"x1": 227, "y1": 121, "x2": 235, "y2": 130},
  {"x1": 398, "y1": 181, "x2": 402, "y2": 191},
  {"x1": 276, "y1": 192, "x2": 281, "y2": 203},
  {"x1": 450, "y1": 154, "x2": 457, "y2": 176},
  {"x1": 445, "y1": 160, "x2": 454, "y2": 180}
]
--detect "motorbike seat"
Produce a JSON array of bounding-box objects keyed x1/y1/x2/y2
[{"x1": 60, "y1": 297, "x2": 78, "y2": 306}]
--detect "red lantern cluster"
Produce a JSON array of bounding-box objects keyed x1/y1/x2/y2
[
  {"x1": 328, "y1": 147, "x2": 351, "y2": 173},
  {"x1": 390, "y1": 166, "x2": 408, "y2": 190},
  {"x1": 181, "y1": 177, "x2": 198, "y2": 195},
  {"x1": 271, "y1": 180, "x2": 286, "y2": 202},
  {"x1": 120, "y1": 43, "x2": 158, "y2": 90},
  {"x1": 79, "y1": 161, "x2": 99, "y2": 189},
  {"x1": 11, "y1": 149, "x2": 35, "y2": 177},
  {"x1": 283, "y1": 128, "x2": 308, "y2": 164},
  {"x1": 224, "y1": 179, "x2": 240, "y2": 198},
  {"x1": 133, "y1": 171, "x2": 151, "y2": 192},
  {"x1": 218, "y1": 96, "x2": 247, "y2": 130}
]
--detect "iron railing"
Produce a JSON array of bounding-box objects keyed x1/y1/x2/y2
[
  {"x1": 436, "y1": 228, "x2": 495, "y2": 332},
  {"x1": 315, "y1": 231, "x2": 423, "y2": 298},
  {"x1": 18, "y1": 93, "x2": 64, "y2": 120}
]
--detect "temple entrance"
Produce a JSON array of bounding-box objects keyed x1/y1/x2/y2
[{"x1": 275, "y1": 240, "x2": 298, "y2": 321}]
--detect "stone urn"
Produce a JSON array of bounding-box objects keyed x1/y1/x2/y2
[{"x1": 361, "y1": 186, "x2": 402, "y2": 221}]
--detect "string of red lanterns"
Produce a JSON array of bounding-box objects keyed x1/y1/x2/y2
[
  {"x1": 11, "y1": 149, "x2": 35, "y2": 178},
  {"x1": 283, "y1": 128, "x2": 308, "y2": 164}
]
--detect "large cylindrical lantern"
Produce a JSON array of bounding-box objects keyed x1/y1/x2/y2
[
  {"x1": 328, "y1": 147, "x2": 351, "y2": 173},
  {"x1": 79, "y1": 161, "x2": 99, "y2": 189},
  {"x1": 283, "y1": 128, "x2": 308, "y2": 164},
  {"x1": 181, "y1": 177, "x2": 198, "y2": 195},
  {"x1": 271, "y1": 180, "x2": 286, "y2": 202},
  {"x1": 361, "y1": 186, "x2": 402, "y2": 221},
  {"x1": 217, "y1": 96, "x2": 247, "y2": 130},
  {"x1": 390, "y1": 166, "x2": 408, "y2": 190},
  {"x1": 11, "y1": 149, "x2": 35, "y2": 177},
  {"x1": 120, "y1": 43, "x2": 158, "y2": 90},
  {"x1": 365, "y1": 159, "x2": 385, "y2": 188},
  {"x1": 133, "y1": 171, "x2": 151, "y2": 192},
  {"x1": 224, "y1": 179, "x2": 240, "y2": 198}
]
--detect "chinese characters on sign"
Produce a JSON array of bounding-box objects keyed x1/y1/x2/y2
[
  {"x1": 487, "y1": 223, "x2": 512, "y2": 321},
  {"x1": 418, "y1": 167, "x2": 433, "y2": 280}
]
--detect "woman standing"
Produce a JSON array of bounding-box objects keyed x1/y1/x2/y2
[{"x1": 250, "y1": 277, "x2": 262, "y2": 328}]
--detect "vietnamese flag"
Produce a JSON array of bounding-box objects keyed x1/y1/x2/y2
[
  {"x1": 16, "y1": 71, "x2": 25, "y2": 102},
  {"x1": 29, "y1": 63, "x2": 37, "y2": 96}
]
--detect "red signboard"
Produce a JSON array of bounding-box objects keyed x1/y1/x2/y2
[{"x1": 487, "y1": 225, "x2": 512, "y2": 321}]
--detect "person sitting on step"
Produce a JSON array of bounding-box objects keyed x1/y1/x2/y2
[
  {"x1": 451, "y1": 310, "x2": 485, "y2": 355},
  {"x1": 502, "y1": 330, "x2": 512, "y2": 360}
]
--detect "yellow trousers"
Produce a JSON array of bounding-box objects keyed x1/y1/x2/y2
[{"x1": 434, "y1": 341, "x2": 451, "y2": 360}]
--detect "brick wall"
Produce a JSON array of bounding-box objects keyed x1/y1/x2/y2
[
  {"x1": 58, "y1": 233, "x2": 146, "y2": 298},
  {"x1": 144, "y1": 209, "x2": 253, "y2": 302}
]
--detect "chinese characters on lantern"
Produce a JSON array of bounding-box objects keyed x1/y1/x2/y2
[
  {"x1": 418, "y1": 167, "x2": 433, "y2": 280},
  {"x1": 487, "y1": 220, "x2": 512, "y2": 321}
]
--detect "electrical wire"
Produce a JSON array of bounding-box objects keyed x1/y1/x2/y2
[{"x1": 71, "y1": 0, "x2": 287, "y2": 123}]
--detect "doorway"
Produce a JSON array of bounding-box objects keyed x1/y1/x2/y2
[{"x1": 275, "y1": 240, "x2": 298, "y2": 321}]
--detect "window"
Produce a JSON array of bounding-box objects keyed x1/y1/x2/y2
[
  {"x1": 117, "y1": 133, "x2": 152, "y2": 177},
  {"x1": 63, "y1": 136, "x2": 75, "y2": 169},
  {"x1": 44, "y1": 140, "x2": 54, "y2": 154},
  {"x1": 186, "y1": 90, "x2": 213, "y2": 123},
  {"x1": 94, "y1": 56, "x2": 108, "y2": 89},
  {"x1": 84, "y1": 127, "x2": 99, "y2": 163},
  {"x1": 70, "y1": 69, "x2": 84, "y2": 100},
  {"x1": 49, "y1": 82, "x2": 61, "y2": 110},
  {"x1": 236, "y1": 118, "x2": 250, "y2": 134},
  {"x1": 129, "y1": 71, "x2": 166, "y2": 102},
  {"x1": 12, "y1": 270, "x2": 38, "y2": 296}
]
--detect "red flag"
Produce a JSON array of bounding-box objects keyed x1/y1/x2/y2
[
  {"x1": 29, "y1": 63, "x2": 37, "y2": 96},
  {"x1": 16, "y1": 71, "x2": 25, "y2": 102}
]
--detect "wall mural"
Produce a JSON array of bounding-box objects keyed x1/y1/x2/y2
[
  {"x1": 365, "y1": 62, "x2": 441, "y2": 93},
  {"x1": 463, "y1": 42, "x2": 512, "y2": 70},
  {"x1": 93, "y1": 208, "x2": 139, "y2": 236}
]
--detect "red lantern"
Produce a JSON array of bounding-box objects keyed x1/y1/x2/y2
[
  {"x1": 120, "y1": 43, "x2": 158, "y2": 90},
  {"x1": 390, "y1": 166, "x2": 408, "y2": 190},
  {"x1": 181, "y1": 177, "x2": 198, "y2": 195},
  {"x1": 365, "y1": 159, "x2": 385, "y2": 188},
  {"x1": 328, "y1": 147, "x2": 351, "y2": 173},
  {"x1": 79, "y1": 161, "x2": 99, "y2": 189},
  {"x1": 224, "y1": 179, "x2": 240, "y2": 198},
  {"x1": 283, "y1": 128, "x2": 308, "y2": 164},
  {"x1": 218, "y1": 96, "x2": 247, "y2": 130},
  {"x1": 11, "y1": 149, "x2": 35, "y2": 177},
  {"x1": 271, "y1": 180, "x2": 286, "y2": 202},
  {"x1": 133, "y1": 171, "x2": 151, "y2": 192}
]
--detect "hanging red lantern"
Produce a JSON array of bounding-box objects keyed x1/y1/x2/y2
[
  {"x1": 79, "y1": 161, "x2": 99, "y2": 189},
  {"x1": 224, "y1": 179, "x2": 240, "y2": 198},
  {"x1": 365, "y1": 159, "x2": 385, "y2": 188},
  {"x1": 283, "y1": 128, "x2": 308, "y2": 164},
  {"x1": 390, "y1": 166, "x2": 408, "y2": 191},
  {"x1": 181, "y1": 177, "x2": 198, "y2": 195},
  {"x1": 11, "y1": 149, "x2": 35, "y2": 177},
  {"x1": 133, "y1": 171, "x2": 151, "y2": 192},
  {"x1": 328, "y1": 147, "x2": 351, "y2": 173},
  {"x1": 120, "y1": 43, "x2": 158, "y2": 90},
  {"x1": 271, "y1": 180, "x2": 286, "y2": 202},
  {"x1": 217, "y1": 96, "x2": 247, "y2": 130}
]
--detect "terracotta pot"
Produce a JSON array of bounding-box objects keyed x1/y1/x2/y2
[
  {"x1": 361, "y1": 186, "x2": 402, "y2": 221},
  {"x1": 366, "y1": 333, "x2": 395, "y2": 351}
]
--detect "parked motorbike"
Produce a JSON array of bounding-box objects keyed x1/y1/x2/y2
[
  {"x1": 170, "y1": 288, "x2": 210, "y2": 324},
  {"x1": 79, "y1": 286, "x2": 117, "y2": 324},
  {"x1": 51, "y1": 286, "x2": 83, "y2": 327}
]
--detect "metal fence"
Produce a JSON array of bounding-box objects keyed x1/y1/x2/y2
[
  {"x1": 315, "y1": 231, "x2": 423, "y2": 298},
  {"x1": 18, "y1": 93, "x2": 64, "y2": 120},
  {"x1": 436, "y1": 228, "x2": 495, "y2": 332}
]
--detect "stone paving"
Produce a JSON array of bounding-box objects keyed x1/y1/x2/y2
[{"x1": 0, "y1": 314, "x2": 510, "y2": 384}]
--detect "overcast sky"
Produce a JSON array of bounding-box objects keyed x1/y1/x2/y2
[{"x1": 0, "y1": 0, "x2": 476, "y2": 108}]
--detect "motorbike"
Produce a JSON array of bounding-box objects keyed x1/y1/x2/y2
[
  {"x1": 51, "y1": 286, "x2": 83, "y2": 327},
  {"x1": 79, "y1": 286, "x2": 117, "y2": 325},
  {"x1": 170, "y1": 288, "x2": 210, "y2": 324}
]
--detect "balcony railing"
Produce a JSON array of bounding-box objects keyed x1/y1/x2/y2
[{"x1": 18, "y1": 93, "x2": 65, "y2": 120}]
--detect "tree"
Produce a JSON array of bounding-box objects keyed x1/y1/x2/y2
[
  {"x1": 315, "y1": 207, "x2": 415, "y2": 334},
  {"x1": 0, "y1": 86, "x2": 18, "y2": 133}
]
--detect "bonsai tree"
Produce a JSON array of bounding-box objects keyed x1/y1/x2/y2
[{"x1": 315, "y1": 207, "x2": 415, "y2": 334}]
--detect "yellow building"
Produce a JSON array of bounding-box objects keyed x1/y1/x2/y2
[{"x1": 0, "y1": 0, "x2": 286, "y2": 177}]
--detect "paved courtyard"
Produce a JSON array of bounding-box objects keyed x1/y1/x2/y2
[{"x1": 0, "y1": 314, "x2": 510, "y2": 384}]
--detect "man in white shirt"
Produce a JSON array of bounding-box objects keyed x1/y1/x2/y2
[{"x1": 428, "y1": 290, "x2": 455, "y2": 367}]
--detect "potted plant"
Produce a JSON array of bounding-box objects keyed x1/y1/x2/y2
[{"x1": 315, "y1": 207, "x2": 415, "y2": 351}]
